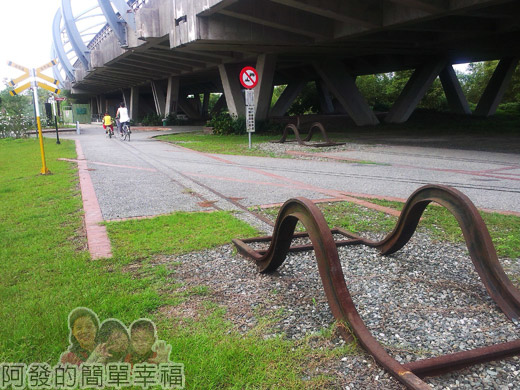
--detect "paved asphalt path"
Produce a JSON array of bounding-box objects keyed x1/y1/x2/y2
[{"x1": 59, "y1": 124, "x2": 520, "y2": 232}]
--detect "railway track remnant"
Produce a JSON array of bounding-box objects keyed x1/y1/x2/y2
[
  {"x1": 271, "y1": 117, "x2": 345, "y2": 147},
  {"x1": 233, "y1": 184, "x2": 520, "y2": 389}
]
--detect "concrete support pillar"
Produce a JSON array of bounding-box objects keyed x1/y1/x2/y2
[
  {"x1": 178, "y1": 95, "x2": 201, "y2": 120},
  {"x1": 475, "y1": 58, "x2": 519, "y2": 117},
  {"x1": 192, "y1": 94, "x2": 202, "y2": 115},
  {"x1": 316, "y1": 80, "x2": 334, "y2": 114},
  {"x1": 314, "y1": 61, "x2": 379, "y2": 126},
  {"x1": 151, "y1": 81, "x2": 166, "y2": 117},
  {"x1": 97, "y1": 95, "x2": 107, "y2": 115},
  {"x1": 165, "y1": 76, "x2": 180, "y2": 117},
  {"x1": 121, "y1": 89, "x2": 131, "y2": 109},
  {"x1": 254, "y1": 54, "x2": 277, "y2": 121},
  {"x1": 218, "y1": 63, "x2": 245, "y2": 117},
  {"x1": 439, "y1": 65, "x2": 471, "y2": 115},
  {"x1": 210, "y1": 94, "x2": 226, "y2": 116},
  {"x1": 91, "y1": 97, "x2": 98, "y2": 116},
  {"x1": 270, "y1": 81, "x2": 305, "y2": 117},
  {"x1": 202, "y1": 92, "x2": 210, "y2": 118},
  {"x1": 130, "y1": 86, "x2": 139, "y2": 120},
  {"x1": 385, "y1": 59, "x2": 447, "y2": 123}
]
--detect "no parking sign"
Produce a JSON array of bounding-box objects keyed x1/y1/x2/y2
[{"x1": 240, "y1": 66, "x2": 258, "y2": 89}]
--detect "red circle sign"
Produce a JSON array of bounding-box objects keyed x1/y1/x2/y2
[{"x1": 240, "y1": 66, "x2": 258, "y2": 89}]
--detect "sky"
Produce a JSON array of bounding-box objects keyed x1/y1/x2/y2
[
  {"x1": 0, "y1": 0, "x2": 64, "y2": 83},
  {"x1": 0, "y1": 0, "x2": 469, "y2": 89}
]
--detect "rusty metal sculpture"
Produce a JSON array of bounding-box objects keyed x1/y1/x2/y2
[
  {"x1": 233, "y1": 184, "x2": 520, "y2": 390},
  {"x1": 271, "y1": 118, "x2": 344, "y2": 147}
]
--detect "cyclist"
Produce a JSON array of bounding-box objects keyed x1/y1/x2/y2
[
  {"x1": 102, "y1": 112, "x2": 114, "y2": 136},
  {"x1": 115, "y1": 102, "x2": 130, "y2": 137}
]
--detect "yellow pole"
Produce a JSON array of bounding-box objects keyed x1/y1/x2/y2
[{"x1": 31, "y1": 71, "x2": 50, "y2": 175}]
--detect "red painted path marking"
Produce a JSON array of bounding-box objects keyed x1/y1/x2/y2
[{"x1": 74, "y1": 141, "x2": 112, "y2": 259}]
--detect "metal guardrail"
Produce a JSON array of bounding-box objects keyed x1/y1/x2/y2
[{"x1": 233, "y1": 184, "x2": 520, "y2": 390}]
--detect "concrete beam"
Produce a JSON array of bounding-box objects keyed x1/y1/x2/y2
[
  {"x1": 314, "y1": 61, "x2": 379, "y2": 126},
  {"x1": 439, "y1": 65, "x2": 471, "y2": 115},
  {"x1": 198, "y1": 13, "x2": 313, "y2": 45},
  {"x1": 387, "y1": 0, "x2": 447, "y2": 13},
  {"x1": 254, "y1": 54, "x2": 277, "y2": 121},
  {"x1": 218, "y1": 63, "x2": 245, "y2": 117},
  {"x1": 270, "y1": 81, "x2": 305, "y2": 117},
  {"x1": 219, "y1": 0, "x2": 334, "y2": 40},
  {"x1": 475, "y1": 57, "x2": 519, "y2": 117},
  {"x1": 271, "y1": 0, "x2": 379, "y2": 28},
  {"x1": 165, "y1": 76, "x2": 180, "y2": 117},
  {"x1": 385, "y1": 59, "x2": 448, "y2": 123}
]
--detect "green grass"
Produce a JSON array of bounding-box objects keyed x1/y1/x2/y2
[
  {"x1": 0, "y1": 138, "x2": 349, "y2": 388},
  {"x1": 158, "y1": 111, "x2": 520, "y2": 158},
  {"x1": 257, "y1": 198, "x2": 520, "y2": 259},
  {"x1": 105, "y1": 211, "x2": 258, "y2": 260},
  {"x1": 159, "y1": 132, "x2": 282, "y2": 157}
]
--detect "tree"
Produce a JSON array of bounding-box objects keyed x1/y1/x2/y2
[
  {"x1": 461, "y1": 61, "x2": 520, "y2": 106},
  {"x1": 0, "y1": 83, "x2": 33, "y2": 138}
]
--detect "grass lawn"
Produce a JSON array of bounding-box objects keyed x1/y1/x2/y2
[
  {"x1": 2, "y1": 126, "x2": 518, "y2": 388},
  {"x1": 0, "y1": 138, "x2": 346, "y2": 389},
  {"x1": 159, "y1": 133, "x2": 282, "y2": 157}
]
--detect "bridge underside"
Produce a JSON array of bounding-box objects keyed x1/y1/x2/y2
[{"x1": 66, "y1": 0, "x2": 520, "y2": 124}]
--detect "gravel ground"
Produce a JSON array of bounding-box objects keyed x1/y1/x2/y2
[
  {"x1": 161, "y1": 231, "x2": 520, "y2": 389},
  {"x1": 254, "y1": 140, "x2": 371, "y2": 160}
]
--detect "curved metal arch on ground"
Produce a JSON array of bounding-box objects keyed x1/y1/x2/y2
[
  {"x1": 233, "y1": 184, "x2": 520, "y2": 389},
  {"x1": 61, "y1": 0, "x2": 90, "y2": 69}
]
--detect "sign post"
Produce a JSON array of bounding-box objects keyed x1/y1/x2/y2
[
  {"x1": 48, "y1": 96, "x2": 60, "y2": 144},
  {"x1": 239, "y1": 66, "x2": 259, "y2": 149},
  {"x1": 8, "y1": 60, "x2": 61, "y2": 175}
]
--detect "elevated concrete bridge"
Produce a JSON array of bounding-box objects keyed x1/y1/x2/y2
[{"x1": 53, "y1": 0, "x2": 520, "y2": 125}]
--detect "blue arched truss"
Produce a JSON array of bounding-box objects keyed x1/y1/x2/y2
[{"x1": 52, "y1": 0, "x2": 136, "y2": 83}]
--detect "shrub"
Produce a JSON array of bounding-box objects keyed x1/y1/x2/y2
[
  {"x1": 207, "y1": 113, "x2": 246, "y2": 135},
  {"x1": 139, "y1": 113, "x2": 162, "y2": 126}
]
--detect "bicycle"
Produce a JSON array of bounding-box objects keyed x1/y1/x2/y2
[{"x1": 120, "y1": 122, "x2": 131, "y2": 141}]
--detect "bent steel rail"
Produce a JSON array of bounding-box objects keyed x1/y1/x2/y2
[
  {"x1": 271, "y1": 120, "x2": 344, "y2": 147},
  {"x1": 232, "y1": 184, "x2": 520, "y2": 389}
]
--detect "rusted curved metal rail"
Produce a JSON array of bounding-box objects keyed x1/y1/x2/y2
[
  {"x1": 271, "y1": 121, "x2": 344, "y2": 147},
  {"x1": 232, "y1": 184, "x2": 520, "y2": 389}
]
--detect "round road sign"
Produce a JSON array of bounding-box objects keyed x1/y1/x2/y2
[{"x1": 240, "y1": 66, "x2": 258, "y2": 89}]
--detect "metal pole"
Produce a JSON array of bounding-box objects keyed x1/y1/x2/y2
[
  {"x1": 249, "y1": 132, "x2": 252, "y2": 149},
  {"x1": 31, "y1": 69, "x2": 49, "y2": 175},
  {"x1": 51, "y1": 99, "x2": 60, "y2": 144}
]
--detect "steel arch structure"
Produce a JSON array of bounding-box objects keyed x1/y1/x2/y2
[{"x1": 52, "y1": 0, "x2": 135, "y2": 84}]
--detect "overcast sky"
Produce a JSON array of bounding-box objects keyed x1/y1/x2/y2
[
  {"x1": 0, "y1": 0, "x2": 469, "y2": 89},
  {"x1": 0, "y1": 0, "x2": 63, "y2": 83}
]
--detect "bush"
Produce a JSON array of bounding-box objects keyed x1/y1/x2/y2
[
  {"x1": 164, "y1": 113, "x2": 189, "y2": 126},
  {"x1": 497, "y1": 102, "x2": 520, "y2": 115},
  {"x1": 139, "y1": 113, "x2": 162, "y2": 126},
  {"x1": 207, "y1": 113, "x2": 246, "y2": 135}
]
